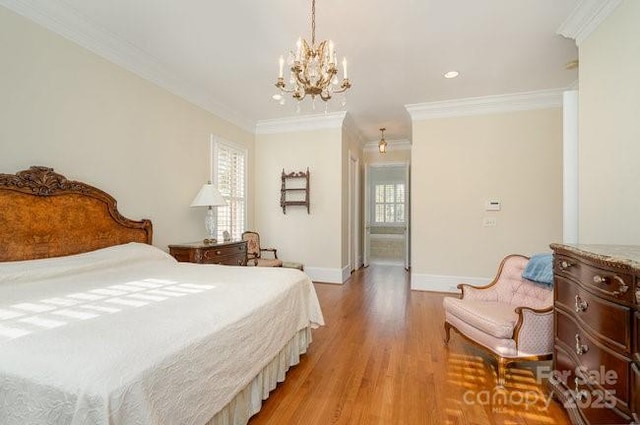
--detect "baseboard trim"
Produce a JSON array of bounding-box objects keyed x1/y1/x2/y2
[
  {"x1": 305, "y1": 266, "x2": 349, "y2": 284},
  {"x1": 410, "y1": 273, "x2": 491, "y2": 293}
]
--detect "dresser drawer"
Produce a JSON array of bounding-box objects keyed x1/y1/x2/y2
[
  {"x1": 554, "y1": 346, "x2": 632, "y2": 424},
  {"x1": 202, "y1": 244, "x2": 246, "y2": 260},
  {"x1": 556, "y1": 275, "x2": 632, "y2": 353},
  {"x1": 556, "y1": 308, "x2": 631, "y2": 407},
  {"x1": 556, "y1": 254, "x2": 633, "y2": 304},
  {"x1": 168, "y1": 241, "x2": 247, "y2": 266}
]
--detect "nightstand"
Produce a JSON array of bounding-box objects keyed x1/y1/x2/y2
[{"x1": 168, "y1": 241, "x2": 247, "y2": 266}]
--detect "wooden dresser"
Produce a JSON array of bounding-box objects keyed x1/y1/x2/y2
[
  {"x1": 168, "y1": 241, "x2": 247, "y2": 266},
  {"x1": 549, "y1": 244, "x2": 640, "y2": 424}
]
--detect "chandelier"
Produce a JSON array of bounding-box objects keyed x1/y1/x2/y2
[
  {"x1": 274, "y1": 0, "x2": 351, "y2": 103},
  {"x1": 378, "y1": 128, "x2": 387, "y2": 153}
]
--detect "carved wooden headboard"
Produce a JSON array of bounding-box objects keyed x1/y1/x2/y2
[{"x1": 0, "y1": 166, "x2": 153, "y2": 262}]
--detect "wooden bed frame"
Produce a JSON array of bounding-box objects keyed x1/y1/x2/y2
[{"x1": 0, "y1": 166, "x2": 152, "y2": 262}]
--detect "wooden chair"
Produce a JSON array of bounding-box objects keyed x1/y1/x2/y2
[
  {"x1": 443, "y1": 254, "x2": 554, "y2": 385},
  {"x1": 241, "y1": 231, "x2": 283, "y2": 267}
]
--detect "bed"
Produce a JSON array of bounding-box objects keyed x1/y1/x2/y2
[{"x1": 0, "y1": 166, "x2": 324, "y2": 425}]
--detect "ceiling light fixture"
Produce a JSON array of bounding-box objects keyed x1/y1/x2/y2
[
  {"x1": 274, "y1": 0, "x2": 351, "y2": 104},
  {"x1": 444, "y1": 70, "x2": 460, "y2": 79},
  {"x1": 378, "y1": 128, "x2": 387, "y2": 154}
]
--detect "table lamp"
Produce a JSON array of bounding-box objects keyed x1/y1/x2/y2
[{"x1": 190, "y1": 181, "x2": 227, "y2": 244}]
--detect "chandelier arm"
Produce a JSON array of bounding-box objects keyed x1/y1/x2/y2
[{"x1": 311, "y1": 0, "x2": 316, "y2": 47}]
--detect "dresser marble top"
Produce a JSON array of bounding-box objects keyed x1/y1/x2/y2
[{"x1": 550, "y1": 243, "x2": 640, "y2": 272}]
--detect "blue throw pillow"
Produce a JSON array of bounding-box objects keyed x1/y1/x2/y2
[{"x1": 522, "y1": 253, "x2": 554, "y2": 286}]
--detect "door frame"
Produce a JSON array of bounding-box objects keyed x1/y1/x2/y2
[{"x1": 364, "y1": 162, "x2": 410, "y2": 268}]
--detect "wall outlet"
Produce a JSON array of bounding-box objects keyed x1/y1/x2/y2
[{"x1": 483, "y1": 217, "x2": 497, "y2": 227}]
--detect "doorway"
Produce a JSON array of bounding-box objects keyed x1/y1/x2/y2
[{"x1": 364, "y1": 163, "x2": 410, "y2": 269}]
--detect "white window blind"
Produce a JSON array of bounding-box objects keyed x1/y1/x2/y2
[
  {"x1": 374, "y1": 183, "x2": 405, "y2": 224},
  {"x1": 214, "y1": 140, "x2": 247, "y2": 241}
]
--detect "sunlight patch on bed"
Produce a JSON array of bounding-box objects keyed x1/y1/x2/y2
[
  {"x1": 68, "y1": 293, "x2": 104, "y2": 301},
  {"x1": 105, "y1": 298, "x2": 149, "y2": 307},
  {"x1": 0, "y1": 325, "x2": 31, "y2": 339},
  {"x1": 80, "y1": 304, "x2": 121, "y2": 313},
  {"x1": 52, "y1": 309, "x2": 100, "y2": 320},
  {"x1": 0, "y1": 309, "x2": 25, "y2": 320},
  {"x1": 12, "y1": 303, "x2": 56, "y2": 313},
  {"x1": 41, "y1": 297, "x2": 81, "y2": 307},
  {"x1": 0, "y1": 278, "x2": 216, "y2": 342},
  {"x1": 19, "y1": 316, "x2": 67, "y2": 328}
]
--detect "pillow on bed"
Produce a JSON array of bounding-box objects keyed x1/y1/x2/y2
[{"x1": 0, "y1": 243, "x2": 175, "y2": 284}]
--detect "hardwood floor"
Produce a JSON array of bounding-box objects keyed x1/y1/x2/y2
[{"x1": 248, "y1": 264, "x2": 570, "y2": 425}]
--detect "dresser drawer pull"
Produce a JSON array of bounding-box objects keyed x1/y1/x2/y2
[
  {"x1": 558, "y1": 260, "x2": 575, "y2": 270},
  {"x1": 573, "y1": 377, "x2": 589, "y2": 402},
  {"x1": 574, "y1": 295, "x2": 588, "y2": 313},
  {"x1": 593, "y1": 275, "x2": 607, "y2": 284},
  {"x1": 216, "y1": 250, "x2": 222, "y2": 255},
  {"x1": 593, "y1": 274, "x2": 629, "y2": 296},
  {"x1": 575, "y1": 334, "x2": 589, "y2": 355}
]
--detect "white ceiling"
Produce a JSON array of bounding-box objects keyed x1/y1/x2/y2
[{"x1": 5, "y1": 0, "x2": 579, "y2": 142}]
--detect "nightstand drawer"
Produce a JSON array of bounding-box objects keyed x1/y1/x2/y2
[
  {"x1": 168, "y1": 241, "x2": 247, "y2": 266},
  {"x1": 202, "y1": 244, "x2": 245, "y2": 260}
]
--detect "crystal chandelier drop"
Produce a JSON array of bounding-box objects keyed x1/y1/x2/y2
[{"x1": 274, "y1": 0, "x2": 351, "y2": 103}]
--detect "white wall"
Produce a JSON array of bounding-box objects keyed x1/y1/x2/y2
[
  {"x1": 0, "y1": 6, "x2": 255, "y2": 251},
  {"x1": 578, "y1": 0, "x2": 640, "y2": 244},
  {"x1": 254, "y1": 123, "x2": 344, "y2": 283},
  {"x1": 410, "y1": 108, "x2": 563, "y2": 291}
]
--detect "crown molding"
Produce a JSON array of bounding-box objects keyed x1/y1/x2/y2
[
  {"x1": 405, "y1": 88, "x2": 564, "y2": 121},
  {"x1": 556, "y1": 0, "x2": 622, "y2": 46},
  {"x1": 0, "y1": 0, "x2": 256, "y2": 133},
  {"x1": 342, "y1": 113, "x2": 366, "y2": 146},
  {"x1": 255, "y1": 111, "x2": 346, "y2": 134},
  {"x1": 364, "y1": 139, "x2": 412, "y2": 152}
]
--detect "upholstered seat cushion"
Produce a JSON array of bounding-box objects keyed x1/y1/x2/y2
[
  {"x1": 255, "y1": 258, "x2": 283, "y2": 267},
  {"x1": 443, "y1": 298, "x2": 518, "y2": 339}
]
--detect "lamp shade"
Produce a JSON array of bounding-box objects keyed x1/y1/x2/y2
[{"x1": 190, "y1": 183, "x2": 227, "y2": 207}]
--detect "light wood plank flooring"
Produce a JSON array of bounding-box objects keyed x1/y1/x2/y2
[{"x1": 249, "y1": 264, "x2": 570, "y2": 425}]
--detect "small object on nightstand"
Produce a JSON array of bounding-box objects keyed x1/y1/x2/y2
[
  {"x1": 190, "y1": 182, "x2": 227, "y2": 245},
  {"x1": 168, "y1": 240, "x2": 247, "y2": 266},
  {"x1": 222, "y1": 230, "x2": 231, "y2": 242}
]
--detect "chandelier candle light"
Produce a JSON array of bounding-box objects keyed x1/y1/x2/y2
[{"x1": 275, "y1": 0, "x2": 351, "y2": 103}]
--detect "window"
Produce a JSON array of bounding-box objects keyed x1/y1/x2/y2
[
  {"x1": 374, "y1": 183, "x2": 405, "y2": 224},
  {"x1": 214, "y1": 140, "x2": 247, "y2": 241}
]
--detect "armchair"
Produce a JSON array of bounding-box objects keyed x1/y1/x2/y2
[
  {"x1": 443, "y1": 254, "x2": 553, "y2": 385},
  {"x1": 241, "y1": 231, "x2": 283, "y2": 267}
]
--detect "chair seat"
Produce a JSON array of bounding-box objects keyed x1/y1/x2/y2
[
  {"x1": 255, "y1": 258, "x2": 283, "y2": 267},
  {"x1": 443, "y1": 298, "x2": 517, "y2": 339}
]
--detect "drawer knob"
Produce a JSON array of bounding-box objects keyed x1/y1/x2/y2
[
  {"x1": 593, "y1": 275, "x2": 607, "y2": 284},
  {"x1": 574, "y1": 295, "x2": 588, "y2": 313},
  {"x1": 216, "y1": 250, "x2": 222, "y2": 255},
  {"x1": 574, "y1": 377, "x2": 589, "y2": 402},
  {"x1": 559, "y1": 260, "x2": 574, "y2": 270},
  {"x1": 575, "y1": 334, "x2": 589, "y2": 355}
]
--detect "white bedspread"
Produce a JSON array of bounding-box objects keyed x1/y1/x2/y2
[{"x1": 0, "y1": 243, "x2": 324, "y2": 425}]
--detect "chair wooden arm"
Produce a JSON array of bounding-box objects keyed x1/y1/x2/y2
[
  {"x1": 457, "y1": 283, "x2": 498, "y2": 301},
  {"x1": 260, "y1": 248, "x2": 278, "y2": 259}
]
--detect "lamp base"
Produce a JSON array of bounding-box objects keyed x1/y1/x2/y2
[{"x1": 203, "y1": 238, "x2": 217, "y2": 245}]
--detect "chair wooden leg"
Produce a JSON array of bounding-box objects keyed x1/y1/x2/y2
[
  {"x1": 497, "y1": 357, "x2": 511, "y2": 387},
  {"x1": 444, "y1": 321, "x2": 452, "y2": 343}
]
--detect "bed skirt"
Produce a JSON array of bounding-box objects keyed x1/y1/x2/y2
[{"x1": 204, "y1": 327, "x2": 312, "y2": 425}]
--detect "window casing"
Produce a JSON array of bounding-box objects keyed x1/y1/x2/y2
[{"x1": 214, "y1": 140, "x2": 247, "y2": 241}]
